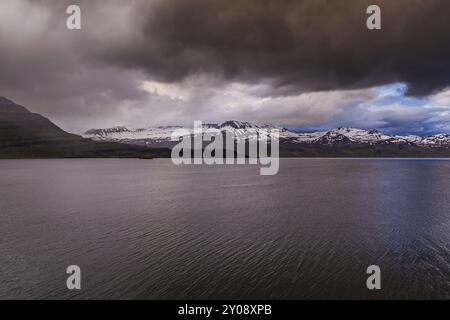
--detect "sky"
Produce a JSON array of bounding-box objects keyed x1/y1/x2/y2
[{"x1": 0, "y1": 0, "x2": 450, "y2": 135}]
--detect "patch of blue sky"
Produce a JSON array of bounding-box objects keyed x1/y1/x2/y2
[{"x1": 289, "y1": 83, "x2": 449, "y2": 136}]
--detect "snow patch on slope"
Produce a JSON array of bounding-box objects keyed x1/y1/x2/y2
[{"x1": 82, "y1": 122, "x2": 450, "y2": 147}]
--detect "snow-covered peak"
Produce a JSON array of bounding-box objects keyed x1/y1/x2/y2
[
  {"x1": 84, "y1": 126, "x2": 131, "y2": 136},
  {"x1": 316, "y1": 127, "x2": 395, "y2": 144},
  {"x1": 219, "y1": 120, "x2": 256, "y2": 129},
  {"x1": 82, "y1": 121, "x2": 450, "y2": 148},
  {"x1": 419, "y1": 134, "x2": 450, "y2": 146}
]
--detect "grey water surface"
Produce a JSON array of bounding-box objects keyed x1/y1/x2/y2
[{"x1": 0, "y1": 159, "x2": 449, "y2": 299}]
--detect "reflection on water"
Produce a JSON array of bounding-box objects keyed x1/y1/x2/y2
[{"x1": 0, "y1": 159, "x2": 448, "y2": 299}]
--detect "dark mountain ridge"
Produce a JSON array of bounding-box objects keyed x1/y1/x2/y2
[
  {"x1": 0, "y1": 97, "x2": 79, "y2": 146},
  {"x1": 0, "y1": 97, "x2": 170, "y2": 159}
]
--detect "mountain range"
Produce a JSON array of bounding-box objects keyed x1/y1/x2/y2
[
  {"x1": 83, "y1": 120, "x2": 450, "y2": 158},
  {"x1": 83, "y1": 120, "x2": 450, "y2": 148},
  {"x1": 1, "y1": 96, "x2": 450, "y2": 158}
]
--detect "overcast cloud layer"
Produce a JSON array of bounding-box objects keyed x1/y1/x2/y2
[{"x1": 0, "y1": 0, "x2": 450, "y2": 134}]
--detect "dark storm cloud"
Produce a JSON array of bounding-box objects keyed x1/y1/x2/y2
[
  {"x1": 1, "y1": 0, "x2": 450, "y2": 133},
  {"x1": 102, "y1": 0, "x2": 450, "y2": 96},
  {"x1": 0, "y1": 0, "x2": 152, "y2": 131}
]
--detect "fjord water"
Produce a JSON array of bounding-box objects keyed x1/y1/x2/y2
[{"x1": 0, "y1": 159, "x2": 449, "y2": 299}]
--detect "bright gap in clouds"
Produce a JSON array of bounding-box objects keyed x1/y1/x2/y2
[
  {"x1": 137, "y1": 80, "x2": 450, "y2": 136},
  {"x1": 137, "y1": 78, "x2": 376, "y2": 128},
  {"x1": 298, "y1": 83, "x2": 450, "y2": 136}
]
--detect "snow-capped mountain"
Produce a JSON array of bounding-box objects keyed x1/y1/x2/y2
[
  {"x1": 419, "y1": 134, "x2": 450, "y2": 146},
  {"x1": 305, "y1": 127, "x2": 418, "y2": 145},
  {"x1": 83, "y1": 120, "x2": 298, "y2": 146},
  {"x1": 82, "y1": 121, "x2": 450, "y2": 148}
]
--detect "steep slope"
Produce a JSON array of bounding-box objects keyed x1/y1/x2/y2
[
  {"x1": 0, "y1": 97, "x2": 170, "y2": 158},
  {"x1": 0, "y1": 97, "x2": 80, "y2": 146}
]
